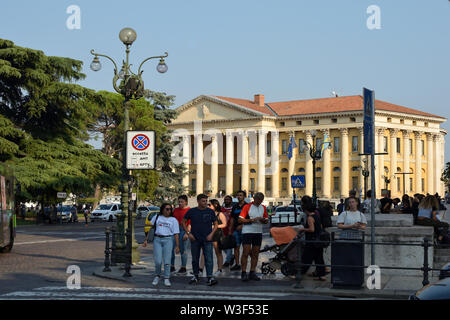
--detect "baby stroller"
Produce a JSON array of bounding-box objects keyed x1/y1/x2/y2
[{"x1": 260, "y1": 226, "x2": 304, "y2": 277}]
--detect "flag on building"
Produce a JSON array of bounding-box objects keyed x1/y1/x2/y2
[
  {"x1": 320, "y1": 133, "x2": 332, "y2": 157},
  {"x1": 287, "y1": 135, "x2": 297, "y2": 160}
]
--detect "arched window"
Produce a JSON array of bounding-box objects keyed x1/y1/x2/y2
[
  {"x1": 298, "y1": 168, "x2": 305, "y2": 173},
  {"x1": 351, "y1": 166, "x2": 360, "y2": 172},
  {"x1": 333, "y1": 167, "x2": 341, "y2": 172},
  {"x1": 281, "y1": 168, "x2": 288, "y2": 173},
  {"x1": 316, "y1": 167, "x2": 322, "y2": 172},
  {"x1": 250, "y1": 169, "x2": 256, "y2": 173}
]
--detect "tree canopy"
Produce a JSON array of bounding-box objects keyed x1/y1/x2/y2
[{"x1": 0, "y1": 38, "x2": 121, "y2": 205}]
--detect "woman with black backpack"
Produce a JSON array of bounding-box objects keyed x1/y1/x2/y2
[{"x1": 297, "y1": 196, "x2": 326, "y2": 281}]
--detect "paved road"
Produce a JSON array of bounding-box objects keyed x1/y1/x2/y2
[{"x1": 0, "y1": 219, "x2": 338, "y2": 300}]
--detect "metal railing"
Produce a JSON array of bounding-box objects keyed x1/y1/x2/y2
[
  {"x1": 103, "y1": 226, "x2": 133, "y2": 277},
  {"x1": 290, "y1": 231, "x2": 449, "y2": 289}
]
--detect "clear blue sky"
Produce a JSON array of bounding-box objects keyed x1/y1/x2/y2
[{"x1": 1, "y1": 0, "x2": 449, "y2": 162}]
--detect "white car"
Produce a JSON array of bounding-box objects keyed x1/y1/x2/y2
[
  {"x1": 270, "y1": 206, "x2": 305, "y2": 226},
  {"x1": 90, "y1": 203, "x2": 122, "y2": 222}
]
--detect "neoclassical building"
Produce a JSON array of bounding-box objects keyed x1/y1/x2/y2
[{"x1": 168, "y1": 94, "x2": 447, "y2": 204}]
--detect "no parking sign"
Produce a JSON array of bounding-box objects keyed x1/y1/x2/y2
[{"x1": 126, "y1": 131, "x2": 156, "y2": 170}]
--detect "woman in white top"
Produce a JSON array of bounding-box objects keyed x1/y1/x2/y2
[
  {"x1": 337, "y1": 197, "x2": 367, "y2": 239},
  {"x1": 143, "y1": 203, "x2": 180, "y2": 287}
]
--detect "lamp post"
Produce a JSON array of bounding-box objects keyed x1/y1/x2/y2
[
  {"x1": 361, "y1": 157, "x2": 370, "y2": 199},
  {"x1": 90, "y1": 28, "x2": 168, "y2": 264},
  {"x1": 305, "y1": 130, "x2": 331, "y2": 207}
]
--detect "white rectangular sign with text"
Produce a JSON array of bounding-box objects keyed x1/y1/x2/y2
[{"x1": 126, "y1": 131, "x2": 156, "y2": 170}]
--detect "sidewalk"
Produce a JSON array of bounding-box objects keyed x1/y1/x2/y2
[{"x1": 93, "y1": 246, "x2": 437, "y2": 300}]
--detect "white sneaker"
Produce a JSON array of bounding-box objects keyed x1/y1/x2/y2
[
  {"x1": 152, "y1": 276, "x2": 160, "y2": 286},
  {"x1": 214, "y1": 270, "x2": 223, "y2": 277},
  {"x1": 164, "y1": 278, "x2": 171, "y2": 287}
]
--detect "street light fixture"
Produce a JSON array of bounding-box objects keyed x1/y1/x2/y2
[
  {"x1": 305, "y1": 130, "x2": 331, "y2": 207},
  {"x1": 90, "y1": 28, "x2": 168, "y2": 269}
]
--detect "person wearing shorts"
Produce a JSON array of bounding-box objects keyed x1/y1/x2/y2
[
  {"x1": 229, "y1": 190, "x2": 247, "y2": 271},
  {"x1": 238, "y1": 192, "x2": 268, "y2": 281}
]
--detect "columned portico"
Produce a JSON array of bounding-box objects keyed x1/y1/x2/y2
[
  {"x1": 195, "y1": 133, "x2": 204, "y2": 194},
  {"x1": 257, "y1": 129, "x2": 266, "y2": 193},
  {"x1": 403, "y1": 130, "x2": 411, "y2": 194},
  {"x1": 414, "y1": 132, "x2": 422, "y2": 194},
  {"x1": 210, "y1": 133, "x2": 219, "y2": 196},
  {"x1": 182, "y1": 135, "x2": 190, "y2": 189},
  {"x1": 426, "y1": 133, "x2": 434, "y2": 195},
  {"x1": 241, "y1": 130, "x2": 249, "y2": 193},
  {"x1": 321, "y1": 129, "x2": 331, "y2": 199},
  {"x1": 271, "y1": 131, "x2": 280, "y2": 198},
  {"x1": 305, "y1": 130, "x2": 313, "y2": 196},
  {"x1": 287, "y1": 131, "x2": 296, "y2": 196},
  {"x1": 390, "y1": 129, "x2": 399, "y2": 196},
  {"x1": 434, "y1": 134, "x2": 441, "y2": 195}
]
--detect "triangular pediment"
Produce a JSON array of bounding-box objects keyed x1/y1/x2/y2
[{"x1": 172, "y1": 95, "x2": 266, "y2": 124}]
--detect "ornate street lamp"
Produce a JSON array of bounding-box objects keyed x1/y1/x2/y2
[
  {"x1": 304, "y1": 130, "x2": 331, "y2": 207},
  {"x1": 90, "y1": 28, "x2": 168, "y2": 268},
  {"x1": 361, "y1": 157, "x2": 370, "y2": 199}
]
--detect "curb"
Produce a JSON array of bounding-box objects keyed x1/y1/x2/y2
[{"x1": 92, "y1": 268, "x2": 412, "y2": 299}]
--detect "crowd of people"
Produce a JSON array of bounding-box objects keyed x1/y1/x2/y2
[{"x1": 142, "y1": 189, "x2": 448, "y2": 287}]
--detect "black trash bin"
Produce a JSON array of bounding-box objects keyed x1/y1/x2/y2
[{"x1": 331, "y1": 230, "x2": 365, "y2": 289}]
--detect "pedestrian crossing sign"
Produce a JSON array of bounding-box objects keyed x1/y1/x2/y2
[{"x1": 291, "y1": 175, "x2": 305, "y2": 188}]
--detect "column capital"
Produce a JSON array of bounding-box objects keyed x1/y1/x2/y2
[
  {"x1": 271, "y1": 130, "x2": 280, "y2": 140},
  {"x1": 358, "y1": 127, "x2": 364, "y2": 135},
  {"x1": 376, "y1": 127, "x2": 386, "y2": 136},
  {"x1": 320, "y1": 128, "x2": 330, "y2": 135},
  {"x1": 413, "y1": 131, "x2": 422, "y2": 140},
  {"x1": 433, "y1": 134, "x2": 441, "y2": 142},
  {"x1": 225, "y1": 130, "x2": 234, "y2": 138},
  {"x1": 389, "y1": 128, "x2": 400, "y2": 137},
  {"x1": 304, "y1": 130, "x2": 312, "y2": 140},
  {"x1": 402, "y1": 129, "x2": 413, "y2": 137},
  {"x1": 426, "y1": 132, "x2": 434, "y2": 141},
  {"x1": 289, "y1": 130, "x2": 296, "y2": 138},
  {"x1": 340, "y1": 128, "x2": 349, "y2": 136},
  {"x1": 194, "y1": 132, "x2": 203, "y2": 140}
]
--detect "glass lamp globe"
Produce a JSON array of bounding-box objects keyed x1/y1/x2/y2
[
  {"x1": 119, "y1": 28, "x2": 137, "y2": 45},
  {"x1": 90, "y1": 57, "x2": 102, "y2": 72},
  {"x1": 157, "y1": 59, "x2": 168, "y2": 73},
  {"x1": 118, "y1": 67, "x2": 125, "y2": 80}
]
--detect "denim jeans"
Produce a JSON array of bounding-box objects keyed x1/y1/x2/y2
[
  {"x1": 153, "y1": 236, "x2": 174, "y2": 279},
  {"x1": 191, "y1": 239, "x2": 214, "y2": 277},
  {"x1": 224, "y1": 248, "x2": 233, "y2": 263},
  {"x1": 171, "y1": 230, "x2": 189, "y2": 267}
]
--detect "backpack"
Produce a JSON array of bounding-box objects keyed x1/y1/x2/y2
[
  {"x1": 312, "y1": 214, "x2": 330, "y2": 249},
  {"x1": 317, "y1": 207, "x2": 333, "y2": 229}
]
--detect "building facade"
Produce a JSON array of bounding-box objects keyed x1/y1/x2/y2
[{"x1": 168, "y1": 94, "x2": 447, "y2": 203}]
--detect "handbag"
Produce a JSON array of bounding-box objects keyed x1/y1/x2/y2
[
  {"x1": 219, "y1": 234, "x2": 236, "y2": 250},
  {"x1": 147, "y1": 214, "x2": 160, "y2": 243}
]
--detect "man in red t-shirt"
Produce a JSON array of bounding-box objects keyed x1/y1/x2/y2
[
  {"x1": 221, "y1": 195, "x2": 234, "y2": 267},
  {"x1": 172, "y1": 195, "x2": 190, "y2": 275}
]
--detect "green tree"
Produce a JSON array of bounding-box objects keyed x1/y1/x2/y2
[
  {"x1": 0, "y1": 39, "x2": 121, "y2": 206},
  {"x1": 442, "y1": 162, "x2": 450, "y2": 191}
]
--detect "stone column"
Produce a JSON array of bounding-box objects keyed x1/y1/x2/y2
[
  {"x1": 426, "y1": 133, "x2": 434, "y2": 195},
  {"x1": 182, "y1": 135, "x2": 190, "y2": 190},
  {"x1": 390, "y1": 129, "x2": 399, "y2": 196},
  {"x1": 321, "y1": 129, "x2": 331, "y2": 199},
  {"x1": 241, "y1": 130, "x2": 249, "y2": 193},
  {"x1": 377, "y1": 128, "x2": 385, "y2": 196},
  {"x1": 257, "y1": 129, "x2": 266, "y2": 193},
  {"x1": 340, "y1": 128, "x2": 349, "y2": 198},
  {"x1": 287, "y1": 131, "x2": 296, "y2": 196},
  {"x1": 403, "y1": 130, "x2": 411, "y2": 194},
  {"x1": 225, "y1": 131, "x2": 234, "y2": 196},
  {"x1": 195, "y1": 133, "x2": 204, "y2": 194},
  {"x1": 434, "y1": 134, "x2": 441, "y2": 195},
  {"x1": 414, "y1": 132, "x2": 422, "y2": 194},
  {"x1": 210, "y1": 133, "x2": 219, "y2": 197},
  {"x1": 305, "y1": 130, "x2": 313, "y2": 196},
  {"x1": 271, "y1": 130, "x2": 280, "y2": 198},
  {"x1": 359, "y1": 127, "x2": 365, "y2": 196}
]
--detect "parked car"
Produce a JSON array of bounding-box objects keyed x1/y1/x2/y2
[
  {"x1": 90, "y1": 203, "x2": 121, "y2": 222},
  {"x1": 58, "y1": 205, "x2": 78, "y2": 223},
  {"x1": 270, "y1": 206, "x2": 305, "y2": 227},
  {"x1": 144, "y1": 208, "x2": 160, "y2": 236},
  {"x1": 43, "y1": 207, "x2": 58, "y2": 224},
  {"x1": 137, "y1": 206, "x2": 159, "y2": 219},
  {"x1": 409, "y1": 276, "x2": 450, "y2": 300}
]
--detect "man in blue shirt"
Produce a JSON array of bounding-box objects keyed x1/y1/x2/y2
[{"x1": 182, "y1": 194, "x2": 218, "y2": 286}]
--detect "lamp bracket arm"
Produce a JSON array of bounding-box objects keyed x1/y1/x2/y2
[
  {"x1": 90, "y1": 50, "x2": 119, "y2": 74},
  {"x1": 138, "y1": 52, "x2": 168, "y2": 75}
]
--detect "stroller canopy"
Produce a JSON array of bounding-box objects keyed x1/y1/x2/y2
[{"x1": 270, "y1": 226, "x2": 298, "y2": 246}]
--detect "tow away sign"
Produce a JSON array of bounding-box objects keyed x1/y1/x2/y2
[{"x1": 126, "y1": 131, "x2": 156, "y2": 170}]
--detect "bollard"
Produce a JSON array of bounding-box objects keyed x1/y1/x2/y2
[
  {"x1": 123, "y1": 228, "x2": 132, "y2": 277},
  {"x1": 293, "y1": 232, "x2": 304, "y2": 288},
  {"x1": 422, "y1": 237, "x2": 430, "y2": 287},
  {"x1": 111, "y1": 226, "x2": 117, "y2": 266},
  {"x1": 103, "y1": 227, "x2": 111, "y2": 272}
]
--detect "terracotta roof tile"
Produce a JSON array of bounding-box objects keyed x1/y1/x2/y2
[{"x1": 213, "y1": 96, "x2": 273, "y2": 115}]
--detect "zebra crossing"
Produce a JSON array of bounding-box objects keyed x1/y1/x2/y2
[{"x1": 0, "y1": 285, "x2": 293, "y2": 300}]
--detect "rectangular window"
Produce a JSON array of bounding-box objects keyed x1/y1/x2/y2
[
  {"x1": 192, "y1": 179, "x2": 197, "y2": 193},
  {"x1": 333, "y1": 137, "x2": 340, "y2": 153},
  {"x1": 281, "y1": 178, "x2": 287, "y2": 191},
  {"x1": 421, "y1": 140, "x2": 425, "y2": 156},
  {"x1": 410, "y1": 178, "x2": 413, "y2": 191},
  {"x1": 421, "y1": 178, "x2": 425, "y2": 192},
  {"x1": 333, "y1": 177, "x2": 339, "y2": 191},
  {"x1": 298, "y1": 139, "x2": 305, "y2": 154},
  {"x1": 409, "y1": 139, "x2": 413, "y2": 155},
  {"x1": 282, "y1": 140, "x2": 287, "y2": 155},
  {"x1": 266, "y1": 140, "x2": 271, "y2": 156},
  {"x1": 384, "y1": 136, "x2": 388, "y2": 153},
  {"x1": 266, "y1": 178, "x2": 272, "y2": 191},
  {"x1": 396, "y1": 138, "x2": 401, "y2": 154},
  {"x1": 352, "y1": 136, "x2": 358, "y2": 152},
  {"x1": 250, "y1": 178, "x2": 255, "y2": 192},
  {"x1": 316, "y1": 177, "x2": 321, "y2": 191},
  {"x1": 352, "y1": 177, "x2": 359, "y2": 190},
  {"x1": 397, "y1": 177, "x2": 401, "y2": 192}
]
